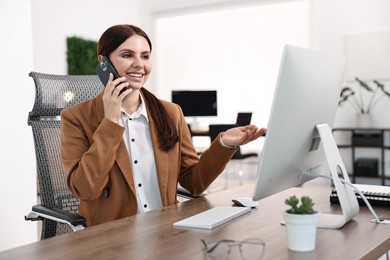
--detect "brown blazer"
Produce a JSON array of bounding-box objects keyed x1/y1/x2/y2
[{"x1": 60, "y1": 90, "x2": 236, "y2": 227}]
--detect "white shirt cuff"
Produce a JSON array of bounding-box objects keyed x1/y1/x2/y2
[{"x1": 219, "y1": 132, "x2": 238, "y2": 150}]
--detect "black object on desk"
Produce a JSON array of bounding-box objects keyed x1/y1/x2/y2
[{"x1": 330, "y1": 184, "x2": 390, "y2": 207}]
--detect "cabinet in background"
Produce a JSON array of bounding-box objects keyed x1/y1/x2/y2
[{"x1": 332, "y1": 128, "x2": 390, "y2": 186}]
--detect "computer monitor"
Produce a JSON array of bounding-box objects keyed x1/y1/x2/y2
[
  {"x1": 252, "y1": 45, "x2": 359, "y2": 229},
  {"x1": 171, "y1": 90, "x2": 217, "y2": 117}
]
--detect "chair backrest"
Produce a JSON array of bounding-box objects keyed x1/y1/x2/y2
[
  {"x1": 208, "y1": 124, "x2": 244, "y2": 159},
  {"x1": 208, "y1": 124, "x2": 258, "y2": 160},
  {"x1": 236, "y1": 112, "x2": 252, "y2": 126},
  {"x1": 28, "y1": 71, "x2": 103, "y2": 239},
  {"x1": 208, "y1": 124, "x2": 236, "y2": 142}
]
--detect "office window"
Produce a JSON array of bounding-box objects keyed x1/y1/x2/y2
[{"x1": 153, "y1": 0, "x2": 311, "y2": 125}]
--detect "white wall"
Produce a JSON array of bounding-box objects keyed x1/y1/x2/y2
[
  {"x1": 312, "y1": 0, "x2": 390, "y2": 128},
  {"x1": 32, "y1": 0, "x2": 390, "y2": 128},
  {"x1": 1, "y1": 0, "x2": 390, "y2": 252},
  {"x1": 0, "y1": 0, "x2": 36, "y2": 251},
  {"x1": 311, "y1": 0, "x2": 390, "y2": 180},
  {"x1": 32, "y1": 0, "x2": 142, "y2": 74}
]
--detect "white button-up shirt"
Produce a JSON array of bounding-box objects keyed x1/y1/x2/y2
[{"x1": 119, "y1": 95, "x2": 163, "y2": 213}]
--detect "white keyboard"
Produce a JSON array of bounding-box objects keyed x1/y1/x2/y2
[{"x1": 173, "y1": 206, "x2": 251, "y2": 230}]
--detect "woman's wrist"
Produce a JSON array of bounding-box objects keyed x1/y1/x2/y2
[{"x1": 219, "y1": 132, "x2": 238, "y2": 150}]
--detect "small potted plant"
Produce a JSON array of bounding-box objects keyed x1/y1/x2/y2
[
  {"x1": 339, "y1": 77, "x2": 390, "y2": 127},
  {"x1": 339, "y1": 77, "x2": 389, "y2": 114},
  {"x1": 283, "y1": 195, "x2": 318, "y2": 252}
]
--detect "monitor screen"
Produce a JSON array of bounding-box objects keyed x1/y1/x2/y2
[
  {"x1": 252, "y1": 45, "x2": 347, "y2": 203},
  {"x1": 171, "y1": 90, "x2": 217, "y2": 117}
]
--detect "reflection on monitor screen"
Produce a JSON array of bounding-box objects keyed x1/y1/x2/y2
[{"x1": 252, "y1": 45, "x2": 359, "y2": 228}]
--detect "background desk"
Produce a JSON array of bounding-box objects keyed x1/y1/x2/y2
[
  {"x1": 1, "y1": 182, "x2": 389, "y2": 260},
  {"x1": 190, "y1": 128, "x2": 209, "y2": 137}
]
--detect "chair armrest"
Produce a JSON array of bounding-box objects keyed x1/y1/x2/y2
[{"x1": 25, "y1": 205, "x2": 85, "y2": 231}]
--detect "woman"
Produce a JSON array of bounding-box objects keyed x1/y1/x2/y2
[{"x1": 60, "y1": 24, "x2": 266, "y2": 227}]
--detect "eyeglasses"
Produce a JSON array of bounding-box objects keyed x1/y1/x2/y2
[{"x1": 201, "y1": 238, "x2": 265, "y2": 260}]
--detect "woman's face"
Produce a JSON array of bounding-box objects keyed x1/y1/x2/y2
[{"x1": 108, "y1": 34, "x2": 152, "y2": 91}]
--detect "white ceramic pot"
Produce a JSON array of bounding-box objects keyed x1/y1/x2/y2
[
  {"x1": 283, "y1": 211, "x2": 319, "y2": 252},
  {"x1": 356, "y1": 113, "x2": 372, "y2": 128}
]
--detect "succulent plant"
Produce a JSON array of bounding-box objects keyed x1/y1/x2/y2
[{"x1": 285, "y1": 195, "x2": 315, "y2": 214}]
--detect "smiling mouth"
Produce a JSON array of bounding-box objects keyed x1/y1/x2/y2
[{"x1": 127, "y1": 73, "x2": 143, "y2": 78}]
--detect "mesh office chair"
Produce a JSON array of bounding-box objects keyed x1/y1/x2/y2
[
  {"x1": 25, "y1": 71, "x2": 196, "y2": 239},
  {"x1": 25, "y1": 72, "x2": 104, "y2": 239},
  {"x1": 208, "y1": 124, "x2": 258, "y2": 189}
]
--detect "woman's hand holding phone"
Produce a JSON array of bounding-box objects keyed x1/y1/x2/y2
[
  {"x1": 102, "y1": 73, "x2": 132, "y2": 123},
  {"x1": 96, "y1": 56, "x2": 133, "y2": 123},
  {"x1": 96, "y1": 56, "x2": 129, "y2": 95}
]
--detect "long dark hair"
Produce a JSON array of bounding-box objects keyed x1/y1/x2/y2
[{"x1": 97, "y1": 24, "x2": 178, "y2": 151}]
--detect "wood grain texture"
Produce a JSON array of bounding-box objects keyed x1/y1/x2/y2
[{"x1": 1, "y1": 182, "x2": 389, "y2": 260}]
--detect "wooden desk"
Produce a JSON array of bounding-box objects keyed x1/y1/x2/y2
[
  {"x1": 190, "y1": 128, "x2": 209, "y2": 137},
  {"x1": 1, "y1": 183, "x2": 389, "y2": 260}
]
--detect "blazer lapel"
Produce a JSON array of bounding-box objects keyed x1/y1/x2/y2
[
  {"x1": 94, "y1": 90, "x2": 136, "y2": 195},
  {"x1": 147, "y1": 107, "x2": 169, "y2": 202},
  {"x1": 95, "y1": 90, "x2": 105, "y2": 125},
  {"x1": 115, "y1": 143, "x2": 136, "y2": 195}
]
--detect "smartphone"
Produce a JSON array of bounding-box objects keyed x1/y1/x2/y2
[
  {"x1": 96, "y1": 56, "x2": 128, "y2": 95},
  {"x1": 95, "y1": 56, "x2": 120, "y2": 86}
]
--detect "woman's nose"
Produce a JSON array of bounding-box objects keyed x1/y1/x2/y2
[{"x1": 132, "y1": 57, "x2": 143, "y2": 68}]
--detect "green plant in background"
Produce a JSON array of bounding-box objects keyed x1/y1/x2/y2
[
  {"x1": 67, "y1": 36, "x2": 97, "y2": 75},
  {"x1": 285, "y1": 195, "x2": 315, "y2": 214},
  {"x1": 339, "y1": 77, "x2": 390, "y2": 114}
]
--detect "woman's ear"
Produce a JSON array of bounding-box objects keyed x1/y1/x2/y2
[{"x1": 98, "y1": 55, "x2": 103, "y2": 62}]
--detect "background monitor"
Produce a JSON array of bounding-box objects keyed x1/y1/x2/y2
[
  {"x1": 252, "y1": 45, "x2": 347, "y2": 202},
  {"x1": 171, "y1": 90, "x2": 217, "y2": 117}
]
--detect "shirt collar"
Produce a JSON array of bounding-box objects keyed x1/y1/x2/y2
[{"x1": 121, "y1": 94, "x2": 149, "y2": 122}]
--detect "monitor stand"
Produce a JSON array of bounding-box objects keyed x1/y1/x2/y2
[
  {"x1": 313, "y1": 123, "x2": 360, "y2": 229},
  {"x1": 190, "y1": 117, "x2": 208, "y2": 131},
  {"x1": 190, "y1": 117, "x2": 201, "y2": 131}
]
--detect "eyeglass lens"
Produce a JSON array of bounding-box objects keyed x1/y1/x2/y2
[
  {"x1": 240, "y1": 238, "x2": 265, "y2": 260},
  {"x1": 202, "y1": 238, "x2": 265, "y2": 260}
]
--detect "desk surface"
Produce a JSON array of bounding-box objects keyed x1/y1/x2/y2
[
  {"x1": 190, "y1": 128, "x2": 209, "y2": 136},
  {"x1": 1, "y1": 183, "x2": 389, "y2": 260}
]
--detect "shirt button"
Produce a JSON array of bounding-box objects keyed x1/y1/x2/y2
[
  {"x1": 129, "y1": 118, "x2": 132, "y2": 121},
  {"x1": 131, "y1": 138, "x2": 135, "y2": 142},
  {"x1": 144, "y1": 204, "x2": 147, "y2": 208},
  {"x1": 134, "y1": 160, "x2": 138, "y2": 164},
  {"x1": 138, "y1": 183, "x2": 142, "y2": 187}
]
